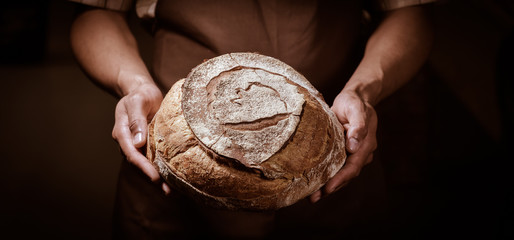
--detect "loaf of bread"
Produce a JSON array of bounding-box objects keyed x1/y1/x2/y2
[{"x1": 147, "y1": 53, "x2": 346, "y2": 210}]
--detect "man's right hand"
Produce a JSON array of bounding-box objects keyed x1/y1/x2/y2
[
  {"x1": 71, "y1": 8, "x2": 171, "y2": 194},
  {"x1": 111, "y1": 82, "x2": 170, "y2": 194}
]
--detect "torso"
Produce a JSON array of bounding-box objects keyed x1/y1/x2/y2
[{"x1": 152, "y1": 0, "x2": 366, "y2": 102}]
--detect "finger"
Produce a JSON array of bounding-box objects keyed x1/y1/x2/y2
[
  {"x1": 325, "y1": 137, "x2": 374, "y2": 192},
  {"x1": 331, "y1": 103, "x2": 349, "y2": 125},
  {"x1": 344, "y1": 104, "x2": 369, "y2": 153},
  {"x1": 333, "y1": 97, "x2": 367, "y2": 136},
  {"x1": 331, "y1": 181, "x2": 349, "y2": 194},
  {"x1": 116, "y1": 125, "x2": 161, "y2": 182},
  {"x1": 114, "y1": 106, "x2": 160, "y2": 183},
  {"x1": 310, "y1": 190, "x2": 322, "y2": 203},
  {"x1": 162, "y1": 182, "x2": 171, "y2": 196},
  {"x1": 332, "y1": 97, "x2": 369, "y2": 153},
  {"x1": 324, "y1": 148, "x2": 375, "y2": 194},
  {"x1": 323, "y1": 159, "x2": 362, "y2": 194},
  {"x1": 125, "y1": 96, "x2": 150, "y2": 148}
]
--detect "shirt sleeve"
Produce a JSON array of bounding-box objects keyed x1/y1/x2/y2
[
  {"x1": 68, "y1": 0, "x2": 133, "y2": 12},
  {"x1": 69, "y1": 0, "x2": 157, "y2": 19},
  {"x1": 135, "y1": 0, "x2": 157, "y2": 19},
  {"x1": 375, "y1": 0, "x2": 438, "y2": 11}
]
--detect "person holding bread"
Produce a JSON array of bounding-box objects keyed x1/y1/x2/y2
[{"x1": 70, "y1": 0, "x2": 436, "y2": 238}]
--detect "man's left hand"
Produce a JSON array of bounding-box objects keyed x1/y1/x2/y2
[{"x1": 310, "y1": 89, "x2": 378, "y2": 203}]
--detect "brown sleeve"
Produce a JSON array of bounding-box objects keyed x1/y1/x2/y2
[
  {"x1": 373, "y1": 0, "x2": 437, "y2": 11},
  {"x1": 68, "y1": 0, "x2": 133, "y2": 12}
]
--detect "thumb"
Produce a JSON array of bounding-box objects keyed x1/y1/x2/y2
[
  {"x1": 342, "y1": 103, "x2": 369, "y2": 153},
  {"x1": 128, "y1": 106, "x2": 149, "y2": 149}
]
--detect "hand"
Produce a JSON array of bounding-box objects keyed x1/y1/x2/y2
[
  {"x1": 112, "y1": 82, "x2": 171, "y2": 194},
  {"x1": 310, "y1": 89, "x2": 377, "y2": 203}
]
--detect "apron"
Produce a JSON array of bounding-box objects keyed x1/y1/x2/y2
[{"x1": 113, "y1": 1, "x2": 388, "y2": 239}]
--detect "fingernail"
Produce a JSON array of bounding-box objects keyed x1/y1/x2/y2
[
  {"x1": 312, "y1": 191, "x2": 321, "y2": 203},
  {"x1": 162, "y1": 182, "x2": 171, "y2": 196},
  {"x1": 133, "y1": 132, "x2": 143, "y2": 145},
  {"x1": 348, "y1": 137, "x2": 360, "y2": 152}
]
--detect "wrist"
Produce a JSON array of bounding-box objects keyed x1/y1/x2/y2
[
  {"x1": 117, "y1": 71, "x2": 156, "y2": 97},
  {"x1": 343, "y1": 69, "x2": 383, "y2": 106}
]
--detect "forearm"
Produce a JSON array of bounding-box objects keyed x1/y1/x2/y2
[
  {"x1": 70, "y1": 8, "x2": 165, "y2": 185},
  {"x1": 317, "y1": 6, "x2": 434, "y2": 199},
  {"x1": 70, "y1": 8, "x2": 153, "y2": 98},
  {"x1": 344, "y1": 5, "x2": 434, "y2": 105}
]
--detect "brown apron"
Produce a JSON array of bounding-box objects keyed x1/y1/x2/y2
[{"x1": 113, "y1": 1, "x2": 388, "y2": 239}]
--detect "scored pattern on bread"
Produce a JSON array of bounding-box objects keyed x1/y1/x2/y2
[
  {"x1": 147, "y1": 53, "x2": 346, "y2": 210},
  {"x1": 183, "y1": 63, "x2": 305, "y2": 167}
]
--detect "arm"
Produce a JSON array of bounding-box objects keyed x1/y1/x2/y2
[
  {"x1": 70, "y1": 8, "x2": 169, "y2": 193},
  {"x1": 311, "y1": 5, "x2": 434, "y2": 202}
]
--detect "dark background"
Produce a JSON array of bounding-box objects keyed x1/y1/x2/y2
[{"x1": 0, "y1": 0, "x2": 512, "y2": 239}]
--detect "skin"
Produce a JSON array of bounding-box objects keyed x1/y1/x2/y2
[
  {"x1": 71, "y1": 9, "x2": 170, "y2": 193},
  {"x1": 70, "y1": 5, "x2": 433, "y2": 201},
  {"x1": 310, "y1": 6, "x2": 434, "y2": 202}
]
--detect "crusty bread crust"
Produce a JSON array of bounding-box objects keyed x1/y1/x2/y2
[{"x1": 147, "y1": 53, "x2": 346, "y2": 210}]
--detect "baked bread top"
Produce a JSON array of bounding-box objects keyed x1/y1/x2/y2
[{"x1": 147, "y1": 53, "x2": 346, "y2": 210}]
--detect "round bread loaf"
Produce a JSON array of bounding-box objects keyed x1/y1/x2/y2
[{"x1": 147, "y1": 53, "x2": 346, "y2": 210}]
